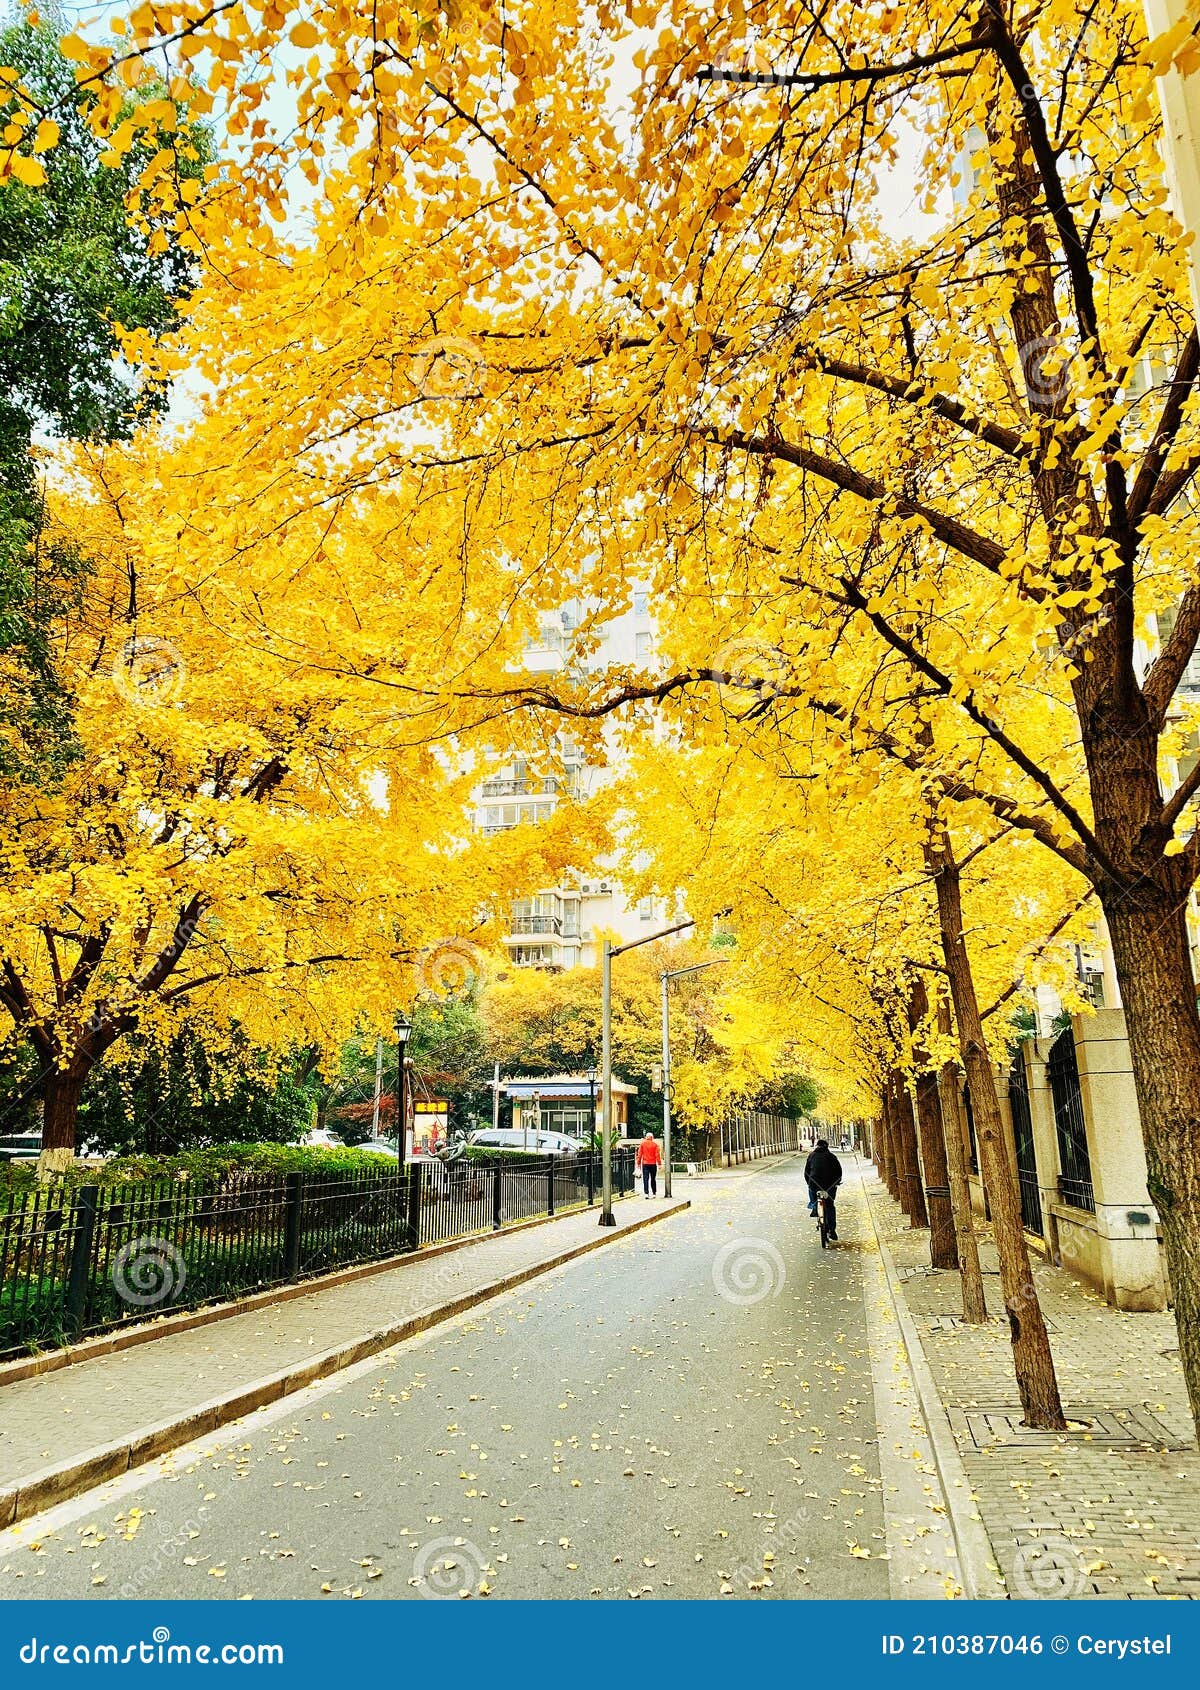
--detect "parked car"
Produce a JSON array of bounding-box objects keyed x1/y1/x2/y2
[
  {"x1": 303, "y1": 1127, "x2": 345, "y2": 1149},
  {"x1": 468, "y1": 1127, "x2": 586, "y2": 1157},
  {"x1": 357, "y1": 1138, "x2": 401, "y2": 1159},
  {"x1": 0, "y1": 1133, "x2": 41, "y2": 1162}
]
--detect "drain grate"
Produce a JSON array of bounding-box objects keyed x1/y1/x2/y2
[
  {"x1": 948, "y1": 1404, "x2": 1191, "y2": 1451},
  {"x1": 928, "y1": 1314, "x2": 1058, "y2": 1334}
]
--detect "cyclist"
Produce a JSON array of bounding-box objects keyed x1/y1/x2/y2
[{"x1": 805, "y1": 1137, "x2": 843, "y2": 1240}]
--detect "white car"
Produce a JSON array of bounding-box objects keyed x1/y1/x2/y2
[
  {"x1": 303, "y1": 1127, "x2": 345, "y2": 1149},
  {"x1": 468, "y1": 1127, "x2": 586, "y2": 1156}
]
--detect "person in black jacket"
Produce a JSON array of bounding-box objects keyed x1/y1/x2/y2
[{"x1": 804, "y1": 1139, "x2": 843, "y2": 1240}]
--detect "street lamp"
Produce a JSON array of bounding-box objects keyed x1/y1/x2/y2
[
  {"x1": 659, "y1": 960, "x2": 727, "y2": 1198},
  {"x1": 586, "y1": 1065, "x2": 597, "y2": 1146},
  {"x1": 395, "y1": 1012, "x2": 413, "y2": 1160},
  {"x1": 599, "y1": 917, "x2": 696, "y2": 1225}
]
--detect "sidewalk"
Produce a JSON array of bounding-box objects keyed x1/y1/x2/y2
[
  {"x1": 0, "y1": 1192, "x2": 689, "y2": 1529},
  {"x1": 862, "y1": 1166, "x2": 1200, "y2": 1599}
]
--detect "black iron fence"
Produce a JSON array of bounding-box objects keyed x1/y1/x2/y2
[
  {"x1": 1047, "y1": 1026, "x2": 1095, "y2": 1212},
  {"x1": 0, "y1": 1148, "x2": 636, "y2": 1360},
  {"x1": 719, "y1": 1112, "x2": 801, "y2": 1166},
  {"x1": 1007, "y1": 1050, "x2": 1044, "y2": 1238}
]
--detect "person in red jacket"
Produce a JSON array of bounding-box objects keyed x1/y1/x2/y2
[{"x1": 635, "y1": 1132, "x2": 663, "y2": 1198}]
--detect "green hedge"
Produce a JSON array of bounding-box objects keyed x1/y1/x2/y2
[{"x1": 0, "y1": 1141, "x2": 403, "y2": 1200}]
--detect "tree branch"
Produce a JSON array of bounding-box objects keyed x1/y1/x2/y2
[
  {"x1": 1129, "y1": 330, "x2": 1200, "y2": 526},
  {"x1": 697, "y1": 426, "x2": 1009, "y2": 573},
  {"x1": 1143, "y1": 583, "x2": 1200, "y2": 728}
]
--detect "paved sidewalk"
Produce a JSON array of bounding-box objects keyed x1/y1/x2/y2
[
  {"x1": 863, "y1": 1165, "x2": 1200, "y2": 1600},
  {"x1": 0, "y1": 1190, "x2": 690, "y2": 1525}
]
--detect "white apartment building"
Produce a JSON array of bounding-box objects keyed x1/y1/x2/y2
[{"x1": 472, "y1": 590, "x2": 667, "y2": 969}]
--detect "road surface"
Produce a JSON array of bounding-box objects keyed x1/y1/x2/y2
[{"x1": 0, "y1": 1158, "x2": 959, "y2": 1600}]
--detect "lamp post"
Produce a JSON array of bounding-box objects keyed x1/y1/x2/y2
[
  {"x1": 395, "y1": 1012, "x2": 413, "y2": 1160},
  {"x1": 599, "y1": 918, "x2": 697, "y2": 1225},
  {"x1": 659, "y1": 959, "x2": 727, "y2": 1199}
]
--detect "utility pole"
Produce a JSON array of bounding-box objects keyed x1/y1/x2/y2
[
  {"x1": 371, "y1": 1036, "x2": 384, "y2": 1142},
  {"x1": 599, "y1": 918, "x2": 696, "y2": 1224}
]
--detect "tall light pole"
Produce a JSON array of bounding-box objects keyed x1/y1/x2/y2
[
  {"x1": 599, "y1": 918, "x2": 696, "y2": 1225},
  {"x1": 659, "y1": 960, "x2": 727, "y2": 1199},
  {"x1": 395, "y1": 1012, "x2": 413, "y2": 1159}
]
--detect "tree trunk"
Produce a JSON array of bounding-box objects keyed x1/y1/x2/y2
[
  {"x1": 889, "y1": 1070, "x2": 929, "y2": 1227},
  {"x1": 912, "y1": 1071, "x2": 956, "y2": 1267},
  {"x1": 930, "y1": 832, "x2": 1066, "y2": 1428},
  {"x1": 935, "y1": 996, "x2": 989, "y2": 1324},
  {"x1": 1100, "y1": 884, "x2": 1200, "y2": 1437},
  {"x1": 38, "y1": 1068, "x2": 87, "y2": 1178},
  {"x1": 908, "y1": 979, "x2": 956, "y2": 1269},
  {"x1": 878, "y1": 1091, "x2": 898, "y2": 1198}
]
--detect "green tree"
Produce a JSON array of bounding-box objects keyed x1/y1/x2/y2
[
  {"x1": 0, "y1": 16, "x2": 209, "y2": 778},
  {"x1": 78, "y1": 1029, "x2": 313, "y2": 1156}
]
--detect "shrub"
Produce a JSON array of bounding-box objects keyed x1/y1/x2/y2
[{"x1": 0, "y1": 1141, "x2": 402, "y2": 1204}]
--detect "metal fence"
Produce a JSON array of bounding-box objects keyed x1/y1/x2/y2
[
  {"x1": 1007, "y1": 1051, "x2": 1044, "y2": 1238},
  {"x1": 1047, "y1": 1026, "x2": 1096, "y2": 1212},
  {"x1": 0, "y1": 1148, "x2": 636, "y2": 1360},
  {"x1": 718, "y1": 1112, "x2": 801, "y2": 1166}
]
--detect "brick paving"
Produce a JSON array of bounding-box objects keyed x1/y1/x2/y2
[
  {"x1": 864, "y1": 1166, "x2": 1200, "y2": 1600},
  {"x1": 0, "y1": 1189, "x2": 690, "y2": 1503}
]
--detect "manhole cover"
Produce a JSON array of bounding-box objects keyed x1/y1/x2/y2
[{"x1": 948, "y1": 1404, "x2": 1190, "y2": 1451}]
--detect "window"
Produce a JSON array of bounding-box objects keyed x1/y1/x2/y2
[
  {"x1": 633, "y1": 591, "x2": 650, "y2": 616},
  {"x1": 635, "y1": 631, "x2": 653, "y2": 659},
  {"x1": 638, "y1": 896, "x2": 654, "y2": 921}
]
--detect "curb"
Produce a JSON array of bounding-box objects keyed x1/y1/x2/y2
[
  {"x1": 858, "y1": 1168, "x2": 1008, "y2": 1601},
  {"x1": 0, "y1": 1197, "x2": 690, "y2": 1531}
]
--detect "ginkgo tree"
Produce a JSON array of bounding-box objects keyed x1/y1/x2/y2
[
  {"x1": 0, "y1": 444, "x2": 585, "y2": 1166},
  {"x1": 27, "y1": 1, "x2": 1200, "y2": 1428},
  {"x1": 613, "y1": 709, "x2": 1099, "y2": 1424}
]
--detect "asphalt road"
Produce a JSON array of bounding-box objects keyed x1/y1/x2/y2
[{"x1": 0, "y1": 1158, "x2": 951, "y2": 1600}]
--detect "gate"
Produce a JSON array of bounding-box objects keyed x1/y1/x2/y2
[
  {"x1": 1007, "y1": 1048, "x2": 1043, "y2": 1236},
  {"x1": 1047, "y1": 1026, "x2": 1095, "y2": 1212}
]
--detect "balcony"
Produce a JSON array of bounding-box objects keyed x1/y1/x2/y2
[
  {"x1": 508, "y1": 914, "x2": 563, "y2": 936},
  {"x1": 479, "y1": 777, "x2": 568, "y2": 798}
]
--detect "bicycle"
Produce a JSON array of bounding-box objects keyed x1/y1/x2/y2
[{"x1": 814, "y1": 1186, "x2": 834, "y2": 1248}]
